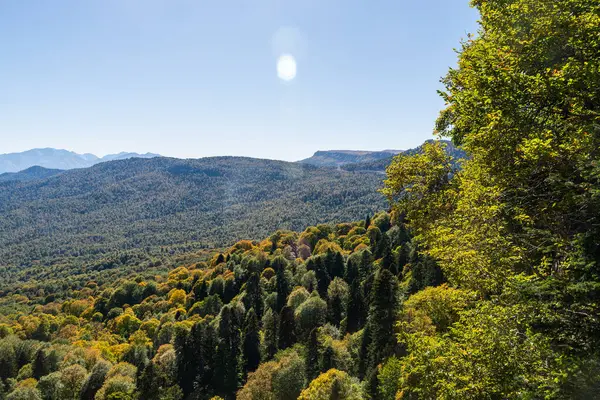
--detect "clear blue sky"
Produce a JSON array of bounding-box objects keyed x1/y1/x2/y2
[{"x1": 0, "y1": 0, "x2": 479, "y2": 161}]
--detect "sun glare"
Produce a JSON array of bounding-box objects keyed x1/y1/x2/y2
[{"x1": 277, "y1": 54, "x2": 297, "y2": 82}]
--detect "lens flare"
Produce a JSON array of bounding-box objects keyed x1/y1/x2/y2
[{"x1": 277, "y1": 54, "x2": 297, "y2": 81}]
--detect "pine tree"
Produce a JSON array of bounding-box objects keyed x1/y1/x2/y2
[
  {"x1": 274, "y1": 256, "x2": 291, "y2": 313},
  {"x1": 321, "y1": 345, "x2": 335, "y2": 372},
  {"x1": 306, "y1": 328, "x2": 320, "y2": 381},
  {"x1": 243, "y1": 273, "x2": 264, "y2": 320},
  {"x1": 367, "y1": 269, "x2": 400, "y2": 371},
  {"x1": 331, "y1": 252, "x2": 345, "y2": 279},
  {"x1": 314, "y1": 257, "x2": 331, "y2": 299},
  {"x1": 32, "y1": 348, "x2": 48, "y2": 380},
  {"x1": 345, "y1": 278, "x2": 365, "y2": 333},
  {"x1": 138, "y1": 362, "x2": 160, "y2": 400},
  {"x1": 174, "y1": 326, "x2": 195, "y2": 396},
  {"x1": 262, "y1": 308, "x2": 279, "y2": 360},
  {"x1": 215, "y1": 306, "x2": 241, "y2": 398},
  {"x1": 278, "y1": 305, "x2": 296, "y2": 350},
  {"x1": 358, "y1": 324, "x2": 372, "y2": 379},
  {"x1": 365, "y1": 214, "x2": 371, "y2": 229},
  {"x1": 243, "y1": 309, "x2": 261, "y2": 373},
  {"x1": 193, "y1": 280, "x2": 209, "y2": 301}
]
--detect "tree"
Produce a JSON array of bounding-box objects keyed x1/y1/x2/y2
[
  {"x1": 0, "y1": 341, "x2": 17, "y2": 381},
  {"x1": 312, "y1": 258, "x2": 331, "y2": 299},
  {"x1": 59, "y1": 364, "x2": 87, "y2": 400},
  {"x1": 31, "y1": 349, "x2": 48, "y2": 380},
  {"x1": 242, "y1": 309, "x2": 261, "y2": 373},
  {"x1": 298, "y1": 369, "x2": 362, "y2": 400},
  {"x1": 80, "y1": 359, "x2": 111, "y2": 400},
  {"x1": 367, "y1": 269, "x2": 400, "y2": 372},
  {"x1": 243, "y1": 273, "x2": 264, "y2": 320},
  {"x1": 345, "y1": 278, "x2": 365, "y2": 334},
  {"x1": 37, "y1": 371, "x2": 63, "y2": 400},
  {"x1": 295, "y1": 295, "x2": 327, "y2": 341},
  {"x1": 174, "y1": 325, "x2": 195, "y2": 396},
  {"x1": 271, "y1": 351, "x2": 306, "y2": 400},
  {"x1": 306, "y1": 329, "x2": 320, "y2": 382},
  {"x1": 278, "y1": 306, "x2": 296, "y2": 351},
  {"x1": 262, "y1": 309, "x2": 279, "y2": 360},
  {"x1": 215, "y1": 306, "x2": 241, "y2": 398},
  {"x1": 274, "y1": 257, "x2": 291, "y2": 313},
  {"x1": 6, "y1": 386, "x2": 42, "y2": 400},
  {"x1": 327, "y1": 278, "x2": 349, "y2": 327}
]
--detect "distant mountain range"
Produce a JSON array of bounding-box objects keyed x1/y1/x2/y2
[
  {"x1": 301, "y1": 140, "x2": 464, "y2": 171},
  {"x1": 299, "y1": 149, "x2": 403, "y2": 167},
  {"x1": 0, "y1": 148, "x2": 160, "y2": 174}
]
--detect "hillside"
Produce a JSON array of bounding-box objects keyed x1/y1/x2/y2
[
  {"x1": 0, "y1": 156, "x2": 386, "y2": 270},
  {"x1": 0, "y1": 148, "x2": 160, "y2": 174},
  {"x1": 0, "y1": 166, "x2": 64, "y2": 182},
  {"x1": 299, "y1": 149, "x2": 402, "y2": 167}
]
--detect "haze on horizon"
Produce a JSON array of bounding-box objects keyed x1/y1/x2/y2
[{"x1": 0, "y1": 1, "x2": 479, "y2": 161}]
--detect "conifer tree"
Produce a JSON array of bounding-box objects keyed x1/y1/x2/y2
[
  {"x1": 346, "y1": 278, "x2": 366, "y2": 333},
  {"x1": 215, "y1": 306, "x2": 241, "y2": 398},
  {"x1": 314, "y1": 257, "x2": 331, "y2": 299},
  {"x1": 274, "y1": 256, "x2": 291, "y2": 313},
  {"x1": 367, "y1": 269, "x2": 400, "y2": 371},
  {"x1": 278, "y1": 306, "x2": 296, "y2": 350},
  {"x1": 243, "y1": 272, "x2": 264, "y2": 320},
  {"x1": 243, "y1": 308, "x2": 261, "y2": 374},
  {"x1": 306, "y1": 328, "x2": 320, "y2": 381},
  {"x1": 262, "y1": 308, "x2": 279, "y2": 360}
]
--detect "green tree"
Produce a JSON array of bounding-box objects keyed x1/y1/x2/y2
[
  {"x1": 80, "y1": 360, "x2": 111, "y2": 400},
  {"x1": 242, "y1": 309, "x2": 261, "y2": 373},
  {"x1": 367, "y1": 269, "x2": 400, "y2": 372},
  {"x1": 59, "y1": 364, "x2": 87, "y2": 400},
  {"x1": 278, "y1": 306, "x2": 296, "y2": 351},
  {"x1": 327, "y1": 278, "x2": 349, "y2": 327},
  {"x1": 215, "y1": 306, "x2": 241, "y2": 398},
  {"x1": 0, "y1": 340, "x2": 17, "y2": 381},
  {"x1": 262, "y1": 308, "x2": 279, "y2": 360},
  {"x1": 274, "y1": 257, "x2": 291, "y2": 313}
]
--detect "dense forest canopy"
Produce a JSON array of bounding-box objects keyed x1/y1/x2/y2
[{"x1": 1, "y1": 0, "x2": 600, "y2": 399}]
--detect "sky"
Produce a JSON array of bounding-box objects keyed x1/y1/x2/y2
[{"x1": 0, "y1": 0, "x2": 479, "y2": 161}]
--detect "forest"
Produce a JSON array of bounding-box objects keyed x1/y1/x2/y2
[{"x1": 1, "y1": 0, "x2": 599, "y2": 399}]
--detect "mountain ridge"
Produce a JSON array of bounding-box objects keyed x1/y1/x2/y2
[
  {"x1": 0, "y1": 148, "x2": 161, "y2": 173},
  {"x1": 299, "y1": 149, "x2": 403, "y2": 167}
]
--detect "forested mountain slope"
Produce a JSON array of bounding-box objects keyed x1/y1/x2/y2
[{"x1": 0, "y1": 157, "x2": 386, "y2": 269}]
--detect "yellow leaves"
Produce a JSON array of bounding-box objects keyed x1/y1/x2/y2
[
  {"x1": 168, "y1": 289, "x2": 187, "y2": 306},
  {"x1": 168, "y1": 266, "x2": 190, "y2": 282},
  {"x1": 230, "y1": 239, "x2": 255, "y2": 253},
  {"x1": 313, "y1": 239, "x2": 343, "y2": 255}
]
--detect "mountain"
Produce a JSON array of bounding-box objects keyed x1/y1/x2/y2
[
  {"x1": 0, "y1": 166, "x2": 64, "y2": 182},
  {"x1": 299, "y1": 149, "x2": 403, "y2": 167},
  {"x1": 341, "y1": 140, "x2": 466, "y2": 172},
  {"x1": 0, "y1": 148, "x2": 160, "y2": 173},
  {"x1": 99, "y1": 152, "x2": 161, "y2": 162},
  {"x1": 0, "y1": 156, "x2": 386, "y2": 269}
]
